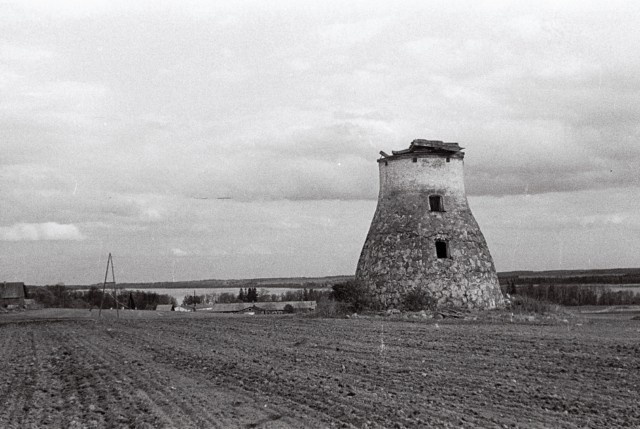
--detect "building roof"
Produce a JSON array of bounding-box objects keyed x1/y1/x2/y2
[
  {"x1": 193, "y1": 303, "x2": 214, "y2": 311},
  {"x1": 209, "y1": 303, "x2": 249, "y2": 313},
  {"x1": 155, "y1": 304, "x2": 175, "y2": 311},
  {"x1": 0, "y1": 282, "x2": 26, "y2": 300},
  {"x1": 379, "y1": 139, "x2": 464, "y2": 161},
  {"x1": 211, "y1": 301, "x2": 317, "y2": 313}
]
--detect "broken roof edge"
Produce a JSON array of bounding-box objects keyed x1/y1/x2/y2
[
  {"x1": 393, "y1": 139, "x2": 464, "y2": 154},
  {"x1": 379, "y1": 139, "x2": 465, "y2": 161}
]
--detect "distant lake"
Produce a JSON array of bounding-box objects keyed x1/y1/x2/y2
[{"x1": 607, "y1": 285, "x2": 640, "y2": 294}]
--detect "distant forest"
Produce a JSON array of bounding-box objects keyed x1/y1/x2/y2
[
  {"x1": 504, "y1": 283, "x2": 640, "y2": 306},
  {"x1": 499, "y1": 268, "x2": 640, "y2": 306},
  {"x1": 26, "y1": 285, "x2": 176, "y2": 310},
  {"x1": 498, "y1": 268, "x2": 640, "y2": 285}
]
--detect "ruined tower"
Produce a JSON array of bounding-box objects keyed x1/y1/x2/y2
[{"x1": 355, "y1": 139, "x2": 505, "y2": 310}]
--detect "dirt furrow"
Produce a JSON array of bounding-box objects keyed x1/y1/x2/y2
[
  {"x1": 72, "y1": 324, "x2": 207, "y2": 428},
  {"x1": 110, "y1": 319, "x2": 467, "y2": 427},
  {"x1": 81, "y1": 321, "x2": 319, "y2": 428},
  {"x1": 2, "y1": 312, "x2": 639, "y2": 428},
  {"x1": 103, "y1": 320, "x2": 350, "y2": 427},
  {"x1": 0, "y1": 330, "x2": 40, "y2": 428},
  {"x1": 0, "y1": 325, "x2": 19, "y2": 412}
]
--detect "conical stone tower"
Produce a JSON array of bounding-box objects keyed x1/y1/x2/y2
[{"x1": 356, "y1": 139, "x2": 505, "y2": 310}]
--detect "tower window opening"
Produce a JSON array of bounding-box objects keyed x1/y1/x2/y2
[
  {"x1": 412, "y1": 157, "x2": 417, "y2": 163},
  {"x1": 435, "y1": 240, "x2": 450, "y2": 259},
  {"x1": 384, "y1": 161, "x2": 388, "y2": 166},
  {"x1": 429, "y1": 195, "x2": 444, "y2": 212},
  {"x1": 446, "y1": 157, "x2": 450, "y2": 162}
]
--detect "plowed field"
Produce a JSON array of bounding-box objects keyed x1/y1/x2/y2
[{"x1": 1, "y1": 310, "x2": 639, "y2": 428}]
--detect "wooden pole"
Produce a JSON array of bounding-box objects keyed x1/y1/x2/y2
[
  {"x1": 98, "y1": 253, "x2": 111, "y2": 318},
  {"x1": 111, "y1": 254, "x2": 118, "y2": 319}
]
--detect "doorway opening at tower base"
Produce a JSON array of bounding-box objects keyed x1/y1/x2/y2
[{"x1": 435, "y1": 240, "x2": 450, "y2": 258}]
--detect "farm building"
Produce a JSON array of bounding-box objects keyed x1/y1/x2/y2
[
  {"x1": 1, "y1": 282, "x2": 27, "y2": 308},
  {"x1": 211, "y1": 301, "x2": 316, "y2": 314},
  {"x1": 155, "y1": 304, "x2": 175, "y2": 311},
  {"x1": 193, "y1": 303, "x2": 214, "y2": 311},
  {"x1": 356, "y1": 139, "x2": 505, "y2": 310}
]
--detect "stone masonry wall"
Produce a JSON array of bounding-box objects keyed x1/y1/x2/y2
[{"x1": 356, "y1": 155, "x2": 505, "y2": 310}]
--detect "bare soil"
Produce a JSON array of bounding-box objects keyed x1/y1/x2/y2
[{"x1": 1, "y1": 309, "x2": 639, "y2": 428}]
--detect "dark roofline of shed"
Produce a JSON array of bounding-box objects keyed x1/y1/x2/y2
[{"x1": 1, "y1": 282, "x2": 27, "y2": 299}]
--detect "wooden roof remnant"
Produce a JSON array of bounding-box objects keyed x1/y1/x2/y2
[
  {"x1": 379, "y1": 139, "x2": 465, "y2": 161},
  {"x1": 0, "y1": 282, "x2": 26, "y2": 300}
]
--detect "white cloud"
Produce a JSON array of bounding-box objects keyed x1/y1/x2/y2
[
  {"x1": 0, "y1": 43, "x2": 55, "y2": 63},
  {"x1": 171, "y1": 248, "x2": 188, "y2": 257},
  {"x1": 0, "y1": 222, "x2": 85, "y2": 241},
  {"x1": 318, "y1": 17, "x2": 391, "y2": 47},
  {"x1": 2, "y1": 1, "x2": 640, "y2": 283},
  {"x1": 141, "y1": 208, "x2": 163, "y2": 222}
]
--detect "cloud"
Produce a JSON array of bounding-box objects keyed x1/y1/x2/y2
[
  {"x1": 318, "y1": 17, "x2": 392, "y2": 47},
  {"x1": 0, "y1": 222, "x2": 85, "y2": 241},
  {"x1": 1, "y1": 0, "x2": 640, "y2": 209},
  {"x1": 171, "y1": 248, "x2": 188, "y2": 257}
]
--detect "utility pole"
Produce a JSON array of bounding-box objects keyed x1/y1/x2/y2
[{"x1": 98, "y1": 253, "x2": 118, "y2": 319}]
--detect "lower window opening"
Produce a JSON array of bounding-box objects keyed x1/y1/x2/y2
[
  {"x1": 435, "y1": 240, "x2": 449, "y2": 259},
  {"x1": 429, "y1": 195, "x2": 444, "y2": 212}
]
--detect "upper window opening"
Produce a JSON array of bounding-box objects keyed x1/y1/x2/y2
[
  {"x1": 435, "y1": 240, "x2": 450, "y2": 259},
  {"x1": 446, "y1": 157, "x2": 450, "y2": 163},
  {"x1": 412, "y1": 157, "x2": 417, "y2": 163},
  {"x1": 429, "y1": 195, "x2": 444, "y2": 212}
]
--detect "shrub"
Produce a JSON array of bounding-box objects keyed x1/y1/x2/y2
[
  {"x1": 309, "y1": 297, "x2": 351, "y2": 318},
  {"x1": 401, "y1": 288, "x2": 434, "y2": 312},
  {"x1": 509, "y1": 295, "x2": 559, "y2": 314},
  {"x1": 332, "y1": 281, "x2": 372, "y2": 313}
]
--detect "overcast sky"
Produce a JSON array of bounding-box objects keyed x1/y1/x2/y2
[{"x1": 2, "y1": 0, "x2": 640, "y2": 285}]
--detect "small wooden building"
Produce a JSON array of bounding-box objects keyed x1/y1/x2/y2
[{"x1": 0, "y1": 282, "x2": 27, "y2": 308}]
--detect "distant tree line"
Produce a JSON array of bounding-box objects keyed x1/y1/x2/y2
[
  {"x1": 27, "y1": 285, "x2": 176, "y2": 310},
  {"x1": 499, "y1": 274, "x2": 640, "y2": 285},
  {"x1": 238, "y1": 287, "x2": 258, "y2": 302},
  {"x1": 503, "y1": 282, "x2": 640, "y2": 306},
  {"x1": 181, "y1": 288, "x2": 334, "y2": 306},
  {"x1": 182, "y1": 294, "x2": 203, "y2": 306}
]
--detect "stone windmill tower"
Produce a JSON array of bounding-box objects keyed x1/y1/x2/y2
[{"x1": 355, "y1": 139, "x2": 505, "y2": 310}]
